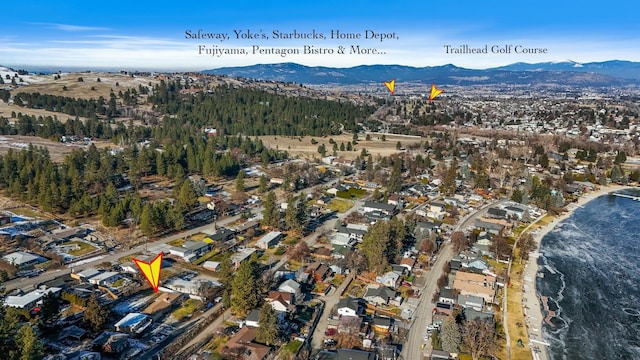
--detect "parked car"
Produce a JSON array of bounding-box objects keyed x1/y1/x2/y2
[
  {"x1": 324, "y1": 339, "x2": 337, "y2": 346},
  {"x1": 324, "y1": 328, "x2": 337, "y2": 337}
]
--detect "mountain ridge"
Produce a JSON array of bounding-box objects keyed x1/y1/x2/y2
[{"x1": 203, "y1": 60, "x2": 640, "y2": 86}]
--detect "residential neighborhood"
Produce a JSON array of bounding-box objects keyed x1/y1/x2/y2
[{"x1": 0, "y1": 62, "x2": 638, "y2": 360}]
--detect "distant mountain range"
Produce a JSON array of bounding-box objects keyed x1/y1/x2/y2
[{"x1": 203, "y1": 60, "x2": 640, "y2": 86}]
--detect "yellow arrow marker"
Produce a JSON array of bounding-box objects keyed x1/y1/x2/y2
[
  {"x1": 384, "y1": 79, "x2": 395, "y2": 94},
  {"x1": 429, "y1": 83, "x2": 444, "y2": 101},
  {"x1": 133, "y1": 252, "x2": 163, "y2": 293}
]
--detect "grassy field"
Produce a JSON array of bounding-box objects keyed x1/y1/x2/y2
[
  {"x1": 6, "y1": 206, "x2": 47, "y2": 218},
  {"x1": 14, "y1": 72, "x2": 158, "y2": 99},
  {"x1": 258, "y1": 134, "x2": 423, "y2": 160},
  {"x1": 172, "y1": 298, "x2": 202, "y2": 321},
  {"x1": 0, "y1": 134, "x2": 114, "y2": 162},
  {"x1": 327, "y1": 198, "x2": 353, "y2": 213},
  {"x1": 67, "y1": 241, "x2": 100, "y2": 256},
  {"x1": 506, "y1": 260, "x2": 532, "y2": 360}
]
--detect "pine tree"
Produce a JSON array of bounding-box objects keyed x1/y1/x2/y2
[
  {"x1": 258, "y1": 175, "x2": 268, "y2": 193},
  {"x1": 14, "y1": 324, "x2": 44, "y2": 360},
  {"x1": 284, "y1": 195, "x2": 299, "y2": 231},
  {"x1": 177, "y1": 180, "x2": 198, "y2": 210},
  {"x1": 230, "y1": 255, "x2": 262, "y2": 316},
  {"x1": 218, "y1": 256, "x2": 234, "y2": 308},
  {"x1": 261, "y1": 190, "x2": 278, "y2": 228},
  {"x1": 38, "y1": 292, "x2": 60, "y2": 328},
  {"x1": 139, "y1": 203, "x2": 154, "y2": 237},
  {"x1": 443, "y1": 160, "x2": 458, "y2": 195},
  {"x1": 235, "y1": 170, "x2": 246, "y2": 193},
  {"x1": 83, "y1": 292, "x2": 109, "y2": 332},
  {"x1": 358, "y1": 221, "x2": 391, "y2": 274},
  {"x1": 256, "y1": 303, "x2": 280, "y2": 346}
]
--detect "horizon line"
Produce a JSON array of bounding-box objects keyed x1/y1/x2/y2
[{"x1": 2, "y1": 58, "x2": 637, "y2": 74}]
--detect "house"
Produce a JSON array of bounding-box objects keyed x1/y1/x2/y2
[
  {"x1": 474, "y1": 232, "x2": 493, "y2": 256},
  {"x1": 169, "y1": 240, "x2": 212, "y2": 262},
  {"x1": 387, "y1": 194, "x2": 402, "y2": 207},
  {"x1": 202, "y1": 261, "x2": 221, "y2": 272},
  {"x1": 464, "y1": 308, "x2": 495, "y2": 323},
  {"x1": 362, "y1": 201, "x2": 397, "y2": 216},
  {"x1": 431, "y1": 349, "x2": 451, "y2": 360},
  {"x1": 458, "y1": 294, "x2": 485, "y2": 311},
  {"x1": 4, "y1": 286, "x2": 61, "y2": 310},
  {"x1": 265, "y1": 291, "x2": 294, "y2": 313},
  {"x1": 337, "y1": 349, "x2": 376, "y2": 360},
  {"x1": 428, "y1": 201, "x2": 447, "y2": 219},
  {"x1": 474, "y1": 219, "x2": 505, "y2": 235},
  {"x1": 208, "y1": 227, "x2": 236, "y2": 243},
  {"x1": 222, "y1": 326, "x2": 271, "y2": 360},
  {"x1": 414, "y1": 220, "x2": 441, "y2": 239},
  {"x1": 91, "y1": 332, "x2": 129, "y2": 354},
  {"x1": 256, "y1": 231, "x2": 283, "y2": 249},
  {"x1": 2, "y1": 251, "x2": 46, "y2": 269},
  {"x1": 364, "y1": 285, "x2": 397, "y2": 306},
  {"x1": 72, "y1": 268, "x2": 102, "y2": 282},
  {"x1": 435, "y1": 302, "x2": 453, "y2": 315},
  {"x1": 142, "y1": 292, "x2": 184, "y2": 315},
  {"x1": 336, "y1": 297, "x2": 362, "y2": 317},
  {"x1": 504, "y1": 205, "x2": 526, "y2": 220},
  {"x1": 330, "y1": 232, "x2": 354, "y2": 247},
  {"x1": 44, "y1": 227, "x2": 88, "y2": 249},
  {"x1": 486, "y1": 207, "x2": 508, "y2": 219},
  {"x1": 306, "y1": 261, "x2": 333, "y2": 282},
  {"x1": 371, "y1": 316, "x2": 392, "y2": 334},
  {"x1": 114, "y1": 313, "x2": 152, "y2": 335},
  {"x1": 88, "y1": 271, "x2": 120, "y2": 286},
  {"x1": 161, "y1": 277, "x2": 211, "y2": 299},
  {"x1": 438, "y1": 288, "x2": 457, "y2": 304},
  {"x1": 452, "y1": 271, "x2": 497, "y2": 304},
  {"x1": 231, "y1": 247, "x2": 258, "y2": 269},
  {"x1": 245, "y1": 309, "x2": 261, "y2": 328},
  {"x1": 235, "y1": 220, "x2": 260, "y2": 235},
  {"x1": 399, "y1": 257, "x2": 416, "y2": 272},
  {"x1": 278, "y1": 279, "x2": 302, "y2": 300},
  {"x1": 464, "y1": 258, "x2": 490, "y2": 273},
  {"x1": 376, "y1": 271, "x2": 401, "y2": 288},
  {"x1": 336, "y1": 225, "x2": 367, "y2": 242}
]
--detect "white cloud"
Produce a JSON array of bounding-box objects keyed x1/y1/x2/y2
[
  {"x1": 34, "y1": 23, "x2": 110, "y2": 32},
  {"x1": 1, "y1": 32, "x2": 638, "y2": 71}
]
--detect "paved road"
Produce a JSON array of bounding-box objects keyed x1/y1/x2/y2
[
  {"x1": 402, "y1": 198, "x2": 509, "y2": 360},
  {"x1": 175, "y1": 189, "x2": 364, "y2": 356},
  {"x1": 310, "y1": 271, "x2": 356, "y2": 349},
  {"x1": 4, "y1": 211, "x2": 251, "y2": 292},
  {"x1": 5, "y1": 178, "x2": 344, "y2": 293}
]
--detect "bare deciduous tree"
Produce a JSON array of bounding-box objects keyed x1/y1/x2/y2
[
  {"x1": 462, "y1": 319, "x2": 497, "y2": 360},
  {"x1": 451, "y1": 231, "x2": 468, "y2": 253},
  {"x1": 518, "y1": 232, "x2": 536, "y2": 261}
]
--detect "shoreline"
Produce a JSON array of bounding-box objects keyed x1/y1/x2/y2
[{"x1": 522, "y1": 184, "x2": 632, "y2": 360}]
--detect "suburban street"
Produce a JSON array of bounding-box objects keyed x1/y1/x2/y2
[
  {"x1": 5, "y1": 179, "x2": 343, "y2": 293},
  {"x1": 402, "y1": 198, "x2": 508, "y2": 360},
  {"x1": 4, "y1": 211, "x2": 248, "y2": 292}
]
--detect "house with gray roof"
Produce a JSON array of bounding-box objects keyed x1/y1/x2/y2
[
  {"x1": 364, "y1": 285, "x2": 397, "y2": 306},
  {"x1": 2, "y1": 251, "x2": 46, "y2": 269}
]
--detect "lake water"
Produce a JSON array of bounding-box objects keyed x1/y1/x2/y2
[{"x1": 537, "y1": 190, "x2": 640, "y2": 359}]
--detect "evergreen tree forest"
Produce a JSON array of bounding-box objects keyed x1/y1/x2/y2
[
  {"x1": 0, "y1": 79, "x2": 375, "y2": 233},
  {"x1": 0, "y1": 134, "x2": 286, "y2": 232},
  {"x1": 148, "y1": 82, "x2": 375, "y2": 136},
  {"x1": 8, "y1": 81, "x2": 375, "y2": 144}
]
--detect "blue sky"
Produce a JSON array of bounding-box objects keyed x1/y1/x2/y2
[{"x1": 2, "y1": 0, "x2": 639, "y2": 71}]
